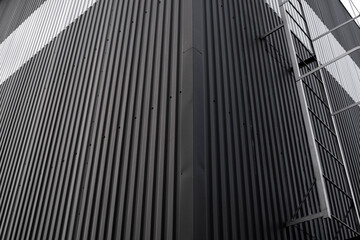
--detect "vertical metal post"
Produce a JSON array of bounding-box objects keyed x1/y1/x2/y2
[
  {"x1": 319, "y1": 66, "x2": 360, "y2": 225},
  {"x1": 279, "y1": 0, "x2": 331, "y2": 218},
  {"x1": 298, "y1": 0, "x2": 360, "y2": 226}
]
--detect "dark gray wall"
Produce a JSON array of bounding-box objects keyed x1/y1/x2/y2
[
  {"x1": 1, "y1": 0, "x2": 360, "y2": 239},
  {"x1": 193, "y1": 0, "x2": 360, "y2": 239},
  {"x1": 0, "y1": 0, "x2": 193, "y2": 239}
]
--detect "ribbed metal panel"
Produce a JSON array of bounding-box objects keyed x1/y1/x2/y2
[
  {"x1": 193, "y1": 0, "x2": 360, "y2": 239},
  {"x1": 0, "y1": 0, "x2": 192, "y2": 239},
  {"x1": 0, "y1": 0, "x2": 47, "y2": 43},
  {"x1": 327, "y1": 70, "x2": 360, "y2": 216},
  {"x1": 305, "y1": 2, "x2": 360, "y2": 216},
  {"x1": 305, "y1": 0, "x2": 360, "y2": 65},
  {"x1": 1, "y1": 0, "x2": 360, "y2": 239}
]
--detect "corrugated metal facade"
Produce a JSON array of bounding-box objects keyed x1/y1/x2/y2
[
  {"x1": 1, "y1": 0, "x2": 360, "y2": 239},
  {"x1": 1, "y1": 0, "x2": 192, "y2": 239},
  {"x1": 0, "y1": 0, "x2": 47, "y2": 43},
  {"x1": 306, "y1": 0, "x2": 360, "y2": 222},
  {"x1": 193, "y1": 0, "x2": 360, "y2": 239},
  {"x1": 194, "y1": 1, "x2": 322, "y2": 239},
  {"x1": 306, "y1": 0, "x2": 360, "y2": 66}
]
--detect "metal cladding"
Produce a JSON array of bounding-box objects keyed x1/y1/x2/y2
[
  {"x1": 1, "y1": 0, "x2": 360, "y2": 240},
  {"x1": 306, "y1": 0, "x2": 360, "y2": 66},
  {"x1": 1, "y1": 0, "x2": 191, "y2": 239},
  {"x1": 192, "y1": 0, "x2": 360, "y2": 239},
  {"x1": 0, "y1": 0, "x2": 47, "y2": 43}
]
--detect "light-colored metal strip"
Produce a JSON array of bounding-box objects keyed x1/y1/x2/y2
[
  {"x1": 312, "y1": 14, "x2": 360, "y2": 41},
  {"x1": 299, "y1": 0, "x2": 360, "y2": 227},
  {"x1": 286, "y1": 211, "x2": 329, "y2": 226},
  {"x1": 332, "y1": 101, "x2": 360, "y2": 116},
  {"x1": 296, "y1": 46, "x2": 360, "y2": 81},
  {"x1": 321, "y1": 68, "x2": 360, "y2": 224},
  {"x1": 279, "y1": 0, "x2": 332, "y2": 218},
  {"x1": 260, "y1": 24, "x2": 284, "y2": 40}
]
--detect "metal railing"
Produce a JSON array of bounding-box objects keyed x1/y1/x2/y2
[{"x1": 261, "y1": 0, "x2": 360, "y2": 235}]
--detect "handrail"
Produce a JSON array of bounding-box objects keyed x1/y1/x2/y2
[
  {"x1": 332, "y1": 101, "x2": 360, "y2": 116},
  {"x1": 313, "y1": 14, "x2": 360, "y2": 41},
  {"x1": 296, "y1": 46, "x2": 360, "y2": 81}
]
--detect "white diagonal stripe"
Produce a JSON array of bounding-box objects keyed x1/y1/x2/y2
[
  {"x1": 264, "y1": 0, "x2": 360, "y2": 105},
  {"x1": 0, "y1": 0, "x2": 99, "y2": 84}
]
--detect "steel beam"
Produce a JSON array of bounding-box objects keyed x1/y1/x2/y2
[
  {"x1": 279, "y1": 0, "x2": 332, "y2": 218},
  {"x1": 296, "y1": 46, "x2": 360, "y2": 81},
  {"x1": 313, "y1": 14, "x2": 360, "y2": 41},
  {"x1": 260, "y1": 24, "x2": 284, "y2": 40},
  {"x1": 286, "y1": 211, "x2": 329, "y2": 227},
  {"x1": 332, "y1": 101, "x2": 360, "y2": 116}
]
